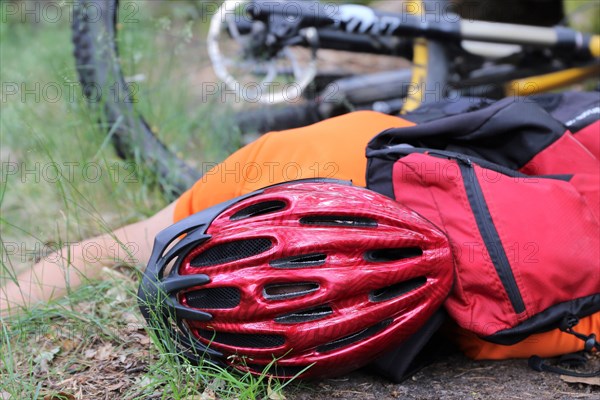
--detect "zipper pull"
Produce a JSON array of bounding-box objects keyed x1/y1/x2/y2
[
  {"x1": 559, "y1": 314, "x2": 579, "y2": 331},
  {"x1": 559, "y1": 314, "x2": 600, "y2": 352},
  {"x1": 455, "y1": 154, "x2": 472, "y2": 167},
  {"x1": 424, "y1": 150, "x2": 473, "y2": 166}
]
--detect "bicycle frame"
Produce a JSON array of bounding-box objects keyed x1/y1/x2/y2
[
  {"x1": 389, "y1": 0, "x2": 600, "y2": 111},
  {"x1": 507, "y1": 63, "x2": 600, "y2": 96},
  {"x1": 213, "y1": 0, "x2": 600, "y2": 109}
]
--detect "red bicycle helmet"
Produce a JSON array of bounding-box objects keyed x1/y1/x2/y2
[{"x1": 138, "y1": 179, "x2": 453, "y2": 379}]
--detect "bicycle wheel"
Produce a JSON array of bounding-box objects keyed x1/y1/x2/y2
[
  {"x1": 72, "y1": 0, "x2": 361, "y2": 196},
  {"x1": 72, "y1": 0, "x2": 207, "y2": 197},
  {"x1": 72, "y1": 0, "x2": 424, "y2": 197}
]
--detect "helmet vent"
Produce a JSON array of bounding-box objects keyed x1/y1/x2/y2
[
  {"x1": 230, "y1": 200, "x2": 287, "y2": 221},
  {"x1": 197, "y1": 329, "x2": 285, "y2": 349},
  {"x1": 369, "y1": 276, "x2": 427, "y2": 303},
  {"x1": 364, "y1": 247, "x2": 423, "y2": 262},
  {"x1": 264, "y1": 282, "x2": 319, "y2": 300},
  {"x1": 270, "y1": 253, "x2": 327, "y2": 269},
  {"x1": 247, "y1": 363, "x2": 310, "y2": 378},
  {"x1": 189, "y1": 238, "x2": 272, "y2": 267},
  {"x1": 299, "y1": 215, "x2": 378, "y2": 227},
  {"x1": 275, "y1": 305, "x2": 333, "y2": 324},
  {"x1": 185, "y1": 287, "x2": 241, "y2": 309},
  {"x1": 317, "y1": 319, "x2": 393, "y2": 353}
]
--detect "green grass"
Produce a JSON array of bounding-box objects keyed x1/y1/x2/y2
[
  {"x1": 0, "y1": 272, "x2": 296, "y2": 399},
  {"x1": 0, "y1": 2, "x2": 292, "y2": 398},
  {"x1": 0, "y1": 3, "x2": 173, "y2": 265},
  {"x1": 0, "y1": 0, "x2": 241, "y2": 284},
  {"x1": 565, "y1": 0, "x2": 600, "y2": 33}
]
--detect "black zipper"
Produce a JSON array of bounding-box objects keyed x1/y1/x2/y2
[
  {"x1": 386, "y1": 147, "x2": 527, "y2": 314},
  {"x1": 456, "y1": 156, "x2": 526, "y2": 315}
]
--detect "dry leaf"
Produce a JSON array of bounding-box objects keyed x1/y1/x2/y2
[
  {"x1": 124, "y1": 323, "x2": 145, "y2": 333},
  {"x1": 101, "y1": 266, "x2": 134, "y2": 283},
  {"x1": 267, "y1": 377, "x2": 286, "y2": 400},
  {"x1": 560, "y1": 375, "x2": 600, "y2": 386},
  {"x1": 95, "y1": 343, "x2": 114, "y2": 361},
  {"x1": 106, "y1": 381, "x2": 125, "y2": 391},
  {"x1": 61, "y1": 339, "x2": 78, "y2": 352},
  {"x1": 138, "y1": 376, "x2": 152, "y2": 387},
  {"x1": 73, "y1": 301, "x2": 94, "y2": 314},
  {"x1": 43, "y1": 392, "x2": 75, "y2": 400},
  {"x1": 1, "y1": 391, "x2": 11, "y2": 399},
  {"x1": 84, "y1": 349, "x2": 97, "y2": 359},
  {"x1": 34, "y1": 347, "x2": 60, "y2": 374},
  {"x1": 131, "y1": 333, "x2": 151, "y2": 345},
  {"x1": 199, "y1": 386, "x2": 216, "y2": 400},
  {"x1": 106, "y1": 286, "x2": 128, "y2": 304},
  {"x1": 199, "y1": 378, "x2": 226, "y2": 400},
  {"x1": 122, "y1": 312, "x2": 142, "y2": 325}
]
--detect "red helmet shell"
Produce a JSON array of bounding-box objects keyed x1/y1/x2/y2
[{"x1": 141, "y1": 181, "x2": 454, "y2": 379}]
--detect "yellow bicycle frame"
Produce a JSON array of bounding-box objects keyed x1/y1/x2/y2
[
  {"x1": 507, "y1": 35, "x2": 600, "y2": 96},
  {"x1": 402, "y1": 1, "x2": 429, "y2": 113},
  {"x1": 402, "y1": 1, "x2": 600, "y2": 112},
  {"x1": 507, "y1": 63, "x2": 600, "y2": 97}
]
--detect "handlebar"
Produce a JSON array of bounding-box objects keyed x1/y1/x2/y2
[
  {"x1": 234, "y1": 18, "x2": 413, "y2": 56},
  {"x1": 240, "y1": 0, "x2": 599, "y2": 60},
  {"x1": 211, "y1": 0, "x2": 598, "y2": 105}
]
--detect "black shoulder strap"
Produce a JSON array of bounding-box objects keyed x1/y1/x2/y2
[
  {"x1": 529, "y1": 355, "x2": 600, "y2": 378},
  {"x1": 370, "y1": 309, "x2": 449, "y2": 382},
  {"x1": 539, "y1": 91, "x2": 600, "y2": 133},
  {"x1": 368, "y1": 96, "x2": 565, "y2": 170},
  {"x1": 529, "y1": 315, "x2": 600, "y2": 378}
]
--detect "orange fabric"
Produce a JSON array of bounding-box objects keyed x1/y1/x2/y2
[
  {"x1": 174, "y1": 111, "x2": 413, "y2": 221},
  {"x1": 454, "y1": 313, "x2": 600, "y2": 359}
]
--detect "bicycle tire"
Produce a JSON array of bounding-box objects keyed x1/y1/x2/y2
[
  {"x1": 234, "y1": 102, "x2": 325, "y2": 134},
  {"x1": 232, "y1": 68, "x2": 416, "y2": 134},
  {"x1": 71, "y1": 0, "x2": 425, "y2": 197},
  {"x1": 72, "y1": 0, "x2": 201, "y2": 196},
  {"x1": 71, "y1": 0, "x2": 347, "y2": 196}
]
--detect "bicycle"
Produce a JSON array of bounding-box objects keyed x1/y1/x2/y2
[{"x1": 71, "y1": 0, "x2": 600, "y2": 197}]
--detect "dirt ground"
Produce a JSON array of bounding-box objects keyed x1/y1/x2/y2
[
  {"x1": 288, "y1": 353, "x2": 600, "y2": 400},
  {"x1": 20, "y1": 312, "x2": 599, "y2": 399}
]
